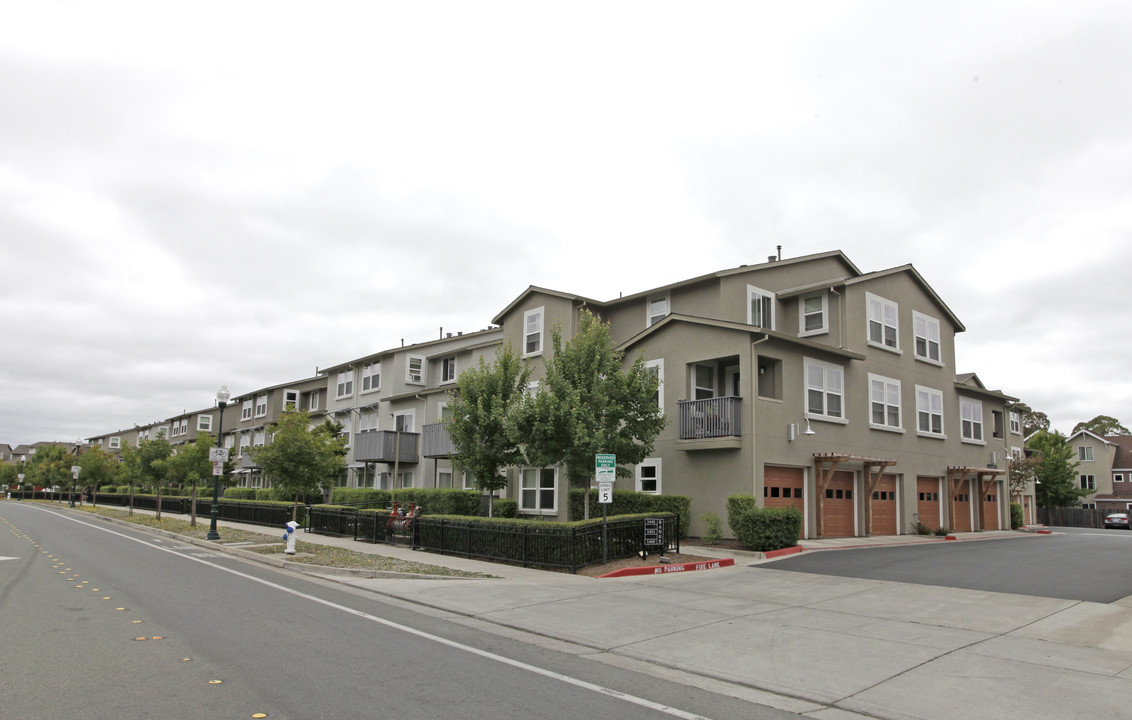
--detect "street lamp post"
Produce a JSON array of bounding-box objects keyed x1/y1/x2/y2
[
  {"x1": 70, "y1": 445, "x2": 80, "y2": 508},
  {"x1": 207, "y1": 386, "x2": 230, "y2": 541},
  {"x1": 19, "y1": 455, "x2": 26, "y2": 501}
]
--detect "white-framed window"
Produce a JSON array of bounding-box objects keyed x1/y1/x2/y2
[
  {"x1": 241, "y1": 399, "x2": 253, "y2": 421},
  {"x1": 1114, "y1": 473, "x2": 1125, "y2": 483},
  {"x1": 960, "y1": 398, "x2": 984, "y2": 443},
  {"x1": 800, "y1": 293, "x2": 827, "y2": 336},
  {"x1": 309, "y1": 391, "x2": 319, "y2": 412},
  {"x1": 462, "y1": 470, "x2": 476, "y2": 491},
  {"x1": 868, "y1": 374, "x2": 902, "y2": 431},
  {"x1": 1009, "y1": 411, "x2": 1021, "y2": 434},
  {"x1": 525, "y1": 380, "x2": 541, "y2": 398},
  {"x1": 441, "y1": 356, "x2": 457, "y2": 384},
  {"x1": 180, "y1": 419, "x2": 189, "y2": 435},
  {"x1": 239, "y1": 435, "x2": 251, "y2": 457},
  {"x1": 394, "y1": 410, "x2": 415, "y2": 432},
  {"x1": 283, "y1": 389, "x2": 299, "y2": 410},
  {"x1": 913, "y1": 311, "x2": 941, "y2": 363},
  {"x1": 647, "y1": 296, "x2": 669, "y2": 327},
  {"x1": 747, "y1": 285, "x2": 775, "y2": 329},
  {"x1": 916, "y1": 386, "x2": 945, "y2": 437},
  {"x1": 805, "y1": 358, "x2": 844, "y2": 421},
  {"x1": 407, "y1": 355, "x2": 425, "y2": 384},
  {"x1": 362, "y1": 362, "x2": 381, "y2": 393},
  {"x1": 336, "y1": 371, "x2": 354, "y2": 398},
  {"x1": 866, "y1": 292, "x2": 900, "y2": 351},
  {"x1": 523, "y1": 307, "x2": 544, "y2": 357},
  {"x1": 108, "y1": 437, "x2": 121, "y2": 449},
  {"x1": 255, "y1": 394, "x2": 268, "y2": 418},
  {"x1": 358, "y1": 410, "x2": 379, "y2": 433},
  {"x1": 645, "y1": 359, "x2": 664, "y2": 410},
  {"x1": 636, "y1": 458, "x2": 661, "y2": 494},
  {"x1": 1079, "y1": 446, "x2": 1094, "y2": 462},
  {"x1": 397, "y1": 471, "x2": 414, "y2": 489},
  {"x1": 253, "y1": 431, "x2": 266, "y2": 447},
  {"x1": 520, "y1": 467, "x2": 557, "y2": 513},
  {"x1": 1080, "y1": 474, "x2": 1096, "y2": 491},
  {"x1": 693, "y1": 364, "x2": 715, "y2": 400},
  {"x1": 224, "y1": 434, "x2": 235, "y2": 450}
]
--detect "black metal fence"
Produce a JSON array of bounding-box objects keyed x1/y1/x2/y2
[
  {"x1": 75, "y1": 493, "x2": 300, "y2": 528},
  {"x1": 1037, "y1": 507, "x2": 1115, "y2": 528},
  {"x1": 307, "y1": 505, "x2": 680, "y2": 573}
]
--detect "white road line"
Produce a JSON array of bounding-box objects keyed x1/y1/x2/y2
[{"x1": 33, "y1": 507, "x2": 713, "y2": 720}]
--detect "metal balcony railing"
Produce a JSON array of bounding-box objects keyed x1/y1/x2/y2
[
  {"x1": 677, "y1": 397, "x2": 741, "y2": 440},
  {"x1": 352, "y1": 430, "x2": 419, "y2": 463}
]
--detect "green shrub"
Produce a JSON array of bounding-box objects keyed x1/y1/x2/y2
[
  {"x1": 933, "y1": 526, "x2": 951, "y2": 536},
  {"x1": 1010, "y1": 502, "x2": 1024, "y2": 530},
  {"x1": 700, "y1": 511, "x2": 722, "y2": 545},
  {"x1": 223, "y1": 487, "x2": 257, "y2": 500},
  {"x1": 911, "y1": 519, "x2": 933, "y2": 535},
  {"x1": 491, "y1": 498, "x2": 518, "y2": 518},
  {"x1": 732, "y1": 506, "x2": 801, "y2": 552},
  {"x1": 726, "y1": 495, "x2": 759, "y2": 537},
  {"x1": 568, "y1": 489, "x2": 691, "y2": 538},
  {"x1": 330, "y1": 488, "x2": 392, "y2": 505}
]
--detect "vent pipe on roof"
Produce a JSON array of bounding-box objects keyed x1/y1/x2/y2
[{"x1": 778, "y1": 245, "x2": 782, "y2": 260}]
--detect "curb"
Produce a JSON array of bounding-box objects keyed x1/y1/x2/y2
[{"x1": 597, "y1": 558, "x2": 735, "y2": 578}]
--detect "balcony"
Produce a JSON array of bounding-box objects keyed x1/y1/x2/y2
[
  {"x1": 239, "y1": 453, "x2": 260, "y2": 470},
  {"x1": 353, "y1": 430, "x2": 419, "y2": 464},
  {"x1": 421, "y1": 423, "x2": 456, "y2": 458},
  {"x1": 677, "y1": 397, "x2": 742, "y2": 450}
]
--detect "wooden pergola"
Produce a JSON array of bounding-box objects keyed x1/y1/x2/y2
[
  {"x1": 945, "y1": 466, "x2": 1006, "y2": 532},
  {"x1": 813, "y1": 453, "x2": 897, "y2": 538}
]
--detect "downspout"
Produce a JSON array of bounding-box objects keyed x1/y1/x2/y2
[
  {"x1": 751, "y1": 333, "x2": 770, "y2": 499},
  {"x1": 830, "y1": 286, "x2": 843, "y2": 349}
]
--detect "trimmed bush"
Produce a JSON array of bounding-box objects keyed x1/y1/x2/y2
[
  {"x1": 491, "y1": 498, "x2": 518, "y2": 518},
  {"x1": 726, "y1": 495, "x2": 759, "y2": 537},
  {"x1": 1010, "y1": 502, "x2": 1024, "y2": 530},
  {"x1": 330, "y1": 488, "x2": 392, "y2": 505},
  {"x1": 732, "y1": 506, "x2": 801, "y2": 552},
  {"x1": 223, "y1": 487, "x2": 257, "y2": 500},
  {"x1": 700, "y1": 511, "x2": 722, "y2": 545},
  {"x1": 568, "y1": 489, "x2": 691, "y2": 538}
]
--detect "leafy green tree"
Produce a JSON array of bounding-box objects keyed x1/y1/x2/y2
[
  {"x1": 26, "y1": 445, "x2": 72, "y2": 494},
  {"x1": 1072, "y1": 415, "x2": 1130, "y2": 437},
  {"x1": 1008, "y1": 454, "x2": 1039, "y2": 502},
  {"x1": 448, "y1": 341, "x2": 531, "y2": 516},
  {"x1": 161, "y1": 433, "x2": 215, "y2": 526},
  {"x1": 75, "y1": 445, "x2": 120, "y2": 505},
  {"x1": 512, "y1": 309, "x2": 667, "y2": 519},
  {"x1": 0, "y1": 463, "x2": 16, "y2": 490},
  {"x1": 1020, "y1": 407, "x2": 1049, "y2": 437},
  {"x1": 137, "y1": 432, "x2": 174, "y2": 518},
  {"x1": 117, "y1": 443, "x2": 142, "y2": 514},
  {"x1": 1028, "y1": 430, "x2": 1089, "y2": 508},
  {"x1": 251, "y1": 409, "x2": 347, "y2": 520}
]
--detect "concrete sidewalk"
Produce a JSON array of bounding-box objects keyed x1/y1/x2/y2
[{"x1": 92, "y1": 508, "x2": 1132, "y2": 719}]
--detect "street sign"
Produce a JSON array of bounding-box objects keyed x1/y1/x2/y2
[
  {"x1": 595, "y1": 453, "x2": 615, "y2": 484},
  {"x1": 212, "y1": 461, "x2": 224, "y2": 477},
  {"x1": 209, "y1": 447, "x2": 229, "y2": 463},
  {"x1": 644, "y1": 518, "x2": 665, "y2": 546},
  {"x1": 598, "y1": 482, "x2": 613, "y2": 504},
  {"x1": 71, "y1": 466, "x2": 81, "y2": 475}
]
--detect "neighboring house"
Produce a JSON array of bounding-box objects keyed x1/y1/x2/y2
[
  {"x1": 318, "y1": 327, "x2": 504, "y2": 492},
  {"x1": 79, "y1": 250, "x2": 1032, "y2": 539},
  {"x1": 1071, "y1": 430, "x2": 1132, "y2": 512}
]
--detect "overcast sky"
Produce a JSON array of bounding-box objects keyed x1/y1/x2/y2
[{"x1": 2, "y1": 1, "x2": 1130, "y2": 447}]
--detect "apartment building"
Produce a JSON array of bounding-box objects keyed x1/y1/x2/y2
[
  {"x1": 490, "y1": 250, "x2": 1029, "y2": 537},
  {"x1": 1070, "y1": 430, "x2": 1132, "y2": 512},
  {"x1": 318, "y1": 327, "x2": 504, "y2": 491}
]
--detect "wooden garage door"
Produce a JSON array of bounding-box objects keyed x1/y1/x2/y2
[
  {"x1": 822, "y1": 470, "x2": 855, "y2": 538},
  {"x1": 917, "y1": 477, "x2": 941, "y2": 531},
  {"x1": 871, "y1": 474, "x2": 898, "y2": 536},
  {"x1": 952, "y1": 480, "x2": 972, "y2": 533},
  {"x1": 764, "y1": 465, "x2": 805, "y2": 538},
  {"x1": 982, "y1": 484, "x2": 1000, "y2": 531}
]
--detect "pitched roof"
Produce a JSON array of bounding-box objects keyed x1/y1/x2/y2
[
  {"x1": 1107, "y1": 435, "x2": 1132, "y2": 469},
  {"x1": 845, "y1": 264, "x2": 965, "y2": 332}
]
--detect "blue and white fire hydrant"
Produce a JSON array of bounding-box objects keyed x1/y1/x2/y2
[{"x1": 283, "y1": 520, "x2": 300, "y2": 555}]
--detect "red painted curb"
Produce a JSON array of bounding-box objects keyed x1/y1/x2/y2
[
  {"x1": 1036, "y1": 529, "x2": 1053, "y2": 534},
  {"x1": 945, "y1": 535, "x2": 958, "y2": 541},
  {"x1": 597, "y1": 558, "x2": 735, "y2": 578},
  {"x1": 764, "y1": 545, "x2": 804, "y2": 559}
]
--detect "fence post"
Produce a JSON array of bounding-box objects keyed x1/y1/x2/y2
[{"x1": 570, "y1": 526, "x2": 577, "y2": 574}]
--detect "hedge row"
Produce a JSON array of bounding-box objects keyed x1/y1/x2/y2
[
  {"x1": 568, "y1": 489, "x2": 691, "y2": 538},
  {"x1": 727, "y1": 495, "x2": 800, "y2": 551}
]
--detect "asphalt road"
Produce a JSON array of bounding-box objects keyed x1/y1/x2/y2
[
  {"x1": 765, "y1": 527, "x2": 1132, "y2": 603},
  {"x1": 0, "y1": 502, "x2": 804, "y2": 720}
]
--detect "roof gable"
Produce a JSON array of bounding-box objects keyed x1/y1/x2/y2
[{"x1": 845, "y1": 264, "x2": 965, "y2": 332}]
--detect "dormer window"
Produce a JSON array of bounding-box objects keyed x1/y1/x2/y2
[
  {"x1": 800, "y1": 293, "x2": 827, "y2": 336},
  {"x1": 747, "y1": 286, "x2": 775, "y2": 329},
  {"x1": 647, "y1": 296, "x2": 669, "y2": 327}
]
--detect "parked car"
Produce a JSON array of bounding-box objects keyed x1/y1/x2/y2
[{"x1": 1103, "y1": 513, "x2": 1131, "y2": 529}]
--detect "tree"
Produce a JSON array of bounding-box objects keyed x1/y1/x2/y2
[
  {"x1": 251, "y1": 408, "x2": 346, "y2": 520},
  {"x1": 1007, "y1": 454, "x2": 1039, "y2": 502},
  {"x1": 160, "y1": 433, "x2": 214, "y2": 526},
  {"x1": 117, "y1": 443, "x2": 142, "y2": 514},
  {"x1": 75, "y1": 445, "x2": 121, "y2": 505},
  {"x1": 512, "y1": 309, "x2": 667, "y2": 519},
  {"x1": 137, "y1": 432, "x2": 173, "y2": 518},
  {"x1": 0, "y1": 463, "x2": 16, "y2": 491},
  {"x1": 1020, "y1": 407, "x2": 1049, "y2": 437},
  {"x1": 447, "y1": 341, "x2": 531, "y2": 516},
  {"x1": 25, "y1": 445, "x2": 77, "y2": 496},
  {"x1": 1072, "y1": 415, "x2": 1130, "y2": 437},
  {"x1": 1027, "y1": 430, "x2": 1089, "y2": 508}
]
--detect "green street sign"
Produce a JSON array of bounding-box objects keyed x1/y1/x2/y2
[{"x1": 595, "y1": 453, "x2": 615, "y2": 484}]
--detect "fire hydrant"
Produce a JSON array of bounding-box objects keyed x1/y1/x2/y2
[{"x1": 283, "y1": 521, "x2": 300, "y2": 555}]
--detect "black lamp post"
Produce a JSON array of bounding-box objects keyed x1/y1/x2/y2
[
  {"x1": 207, "y1": 386, "x2": 230, "y2": 541},
  {"x1": 18, "y1": 455, "x2": 25, "y2": 501},
  {"x1": 70, "y1": 445, "x2": 80, "y2": 508}
]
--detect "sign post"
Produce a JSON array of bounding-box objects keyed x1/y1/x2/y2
[
  {"x1": 70, "y1": 465, "x2": 81, "y2": 507},
  {"x1": 596, "y1": 454, "x2": 615, "y2": 564}
]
